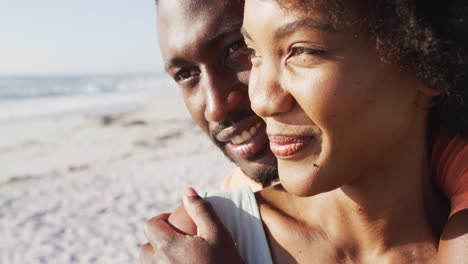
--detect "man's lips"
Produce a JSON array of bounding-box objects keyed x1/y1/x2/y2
[
  {"x1": 268, "y1": 135, "x2": 312, "y2": 159},
  {"x1": 215, "y1": 116, "x2": 270, "y2": 159},
  {"x1": 216, "y1": 115, "x2": 263, "y2": 144},
  {"x1": 226, "y1": 123, "x2": 269, "y2": 159}
]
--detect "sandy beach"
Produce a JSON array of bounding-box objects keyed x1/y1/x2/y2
[{"x1": 0, "y1": 89, "x2": 233, "y2": 263}]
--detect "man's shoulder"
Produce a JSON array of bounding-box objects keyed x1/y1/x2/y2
[
  {"x1": 228, "y1": 167, "x2": 248, "y2": 179},
  {"x1": 221, "y1": 167, "x2": 262, "y2": 191},
  {"x1": 220, "y1": 167, "x2": 237, "y2": 190}
]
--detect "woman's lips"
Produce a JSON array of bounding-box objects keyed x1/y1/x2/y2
[{"x1": 268, "y1": 135, "x2": 312, "y2": 159}]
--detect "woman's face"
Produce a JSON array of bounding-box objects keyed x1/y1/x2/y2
[{"x1": 243, "y1": 0, "x2": 431, "y2": 196}]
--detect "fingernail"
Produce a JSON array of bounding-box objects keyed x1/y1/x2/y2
[
  {"x1": 143, "y1": 222, "x2": 150, "y2": 236},
  {"x1": 184, "y1": 187, "x2": 198, "y2": 197}
]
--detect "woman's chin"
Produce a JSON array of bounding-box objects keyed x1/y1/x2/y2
[{"x1": 279, "y1": 168, "x2": 338, "y2": 198}]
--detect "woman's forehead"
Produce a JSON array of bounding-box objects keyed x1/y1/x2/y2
[{"x1": 245, "y1": 0, "x2": 362, "y2": 32}]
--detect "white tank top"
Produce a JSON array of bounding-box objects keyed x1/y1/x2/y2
[{"x1": 201, "y1": 186, "x2": 273, "y2": 264}]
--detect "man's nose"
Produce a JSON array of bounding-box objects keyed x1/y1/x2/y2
[
  {"x1": 203, "y1": 70, "x2": 246, "y2": 122},
  {"x1": 249, "y1": 62, "x2": 294, "y2": 118}
]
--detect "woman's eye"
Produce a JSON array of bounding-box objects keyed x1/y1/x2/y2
[
  {"x1": 175, "y1": 68, "x2": 199, "y2": 82},
  {"x1": 288, "y1": 46, "x2": 325, "y2": 66},
  {"x1": 291, "y1": 47, "x2": 324, "y2": 56}
]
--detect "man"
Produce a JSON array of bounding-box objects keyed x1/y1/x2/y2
[
  {"x1": 156, "y1": 0, "x2": 277, "y2": 191},
  {"x1": 140, "y1": 0, "x2": 278, "y2": 262}
]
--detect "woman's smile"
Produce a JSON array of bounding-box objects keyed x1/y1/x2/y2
[{"x1": 268, "y1": 135, "x2": 313, "y2": 159}]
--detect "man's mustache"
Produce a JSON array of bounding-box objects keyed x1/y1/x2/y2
[{"x1": 210, "y1": 110, "x2": 258, "y2": 147}]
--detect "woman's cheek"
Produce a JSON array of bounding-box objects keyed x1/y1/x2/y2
[{"x1": 291, "y1": 69, "x2": 344, "y2": 126}]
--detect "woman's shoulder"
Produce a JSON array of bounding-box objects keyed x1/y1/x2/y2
[
  {"x1": 255, "y1": 184, "x2": 333, "y2": 227},
  {"x1": 203, "y1": 186, "x2": 260, "y2": 220},
  {"x1": 255, "y1": 184, "x2": 297, "y2": 214},
  {"x1": 255, "y1": 184, "x2": 304, "y2": 231}
]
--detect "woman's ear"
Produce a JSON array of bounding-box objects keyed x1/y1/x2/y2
[
  {"x1": 417, "y1": 82, "x2": 448, "y2": 97},
  {"x1": 414, "y1": 82, "x2": 447, "y2": 109}
]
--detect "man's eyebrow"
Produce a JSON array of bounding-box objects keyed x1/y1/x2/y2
[
  {"x1": 165, "y1": 22, "x2": 243, "y2": 71},
  {"x1": 207, "y1": 22, "x2": 243, "y2": 43},
  {"x1": 165, "y1": 58, "x2": 189, "y2": 71},
  {"x1": 275, "y1": 19, "x2": 335, "y2": 39}
]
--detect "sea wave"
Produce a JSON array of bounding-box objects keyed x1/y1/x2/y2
[
  {"x1": 0, "y1": 73, "x2": 171, "y2": 100},
  {"x1": 0, "y1": 74, "x2": 176, "y2": 122}
]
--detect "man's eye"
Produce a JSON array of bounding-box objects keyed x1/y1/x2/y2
[
  {"x1": 227, "y1": 40, "x2": 247, "y2": 56},
  {"x1": 225, "y1": 40, "x2": 253, "y2": 70},
  {"x1": 175, "y1": 68, "x2": 199, "y2": 82}
]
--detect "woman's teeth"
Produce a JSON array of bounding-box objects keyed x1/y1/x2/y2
[{"x1": 231, "y1": 122, "x2": 262, "y2": 145}]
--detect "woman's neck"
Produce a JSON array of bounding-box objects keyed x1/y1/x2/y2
[
  {"x1": 287, "y1": 128, "x2": 445, "y2": 261},
  {"x1": 324, "y1": 130, "x2": 443, "y2": 259}
]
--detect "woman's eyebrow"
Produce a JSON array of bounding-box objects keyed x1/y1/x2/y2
[
  {"x1": 274, "y1": 19, "x2": 335, "y2": 38},
  {"x1": 241, "y1": 18, "x2": 334, "y2": 41}
]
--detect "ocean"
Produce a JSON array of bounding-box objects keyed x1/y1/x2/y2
[{"x1": 0, "y1": 73, "x2": 175, "y2": 122}]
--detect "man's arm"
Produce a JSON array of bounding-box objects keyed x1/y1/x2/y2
[
  {"x1": 140, "y1": 188, "x2": 244, "y2": 264},
  {"x1": 438, "y1": 210, "x2": 468, "y2": 264}
]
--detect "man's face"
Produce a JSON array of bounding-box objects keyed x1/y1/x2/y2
[{"x1": 157, "y1": 0, "x2": 277, "y2": 185}]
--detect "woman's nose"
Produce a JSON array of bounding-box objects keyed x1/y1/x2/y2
[{"x1": 249, "y1": 63, "x2": 294, "y2": 118}]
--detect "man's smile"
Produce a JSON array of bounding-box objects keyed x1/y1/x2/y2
[{"x1": 214, "y1": 115, "x2": 270, "y2": 159}]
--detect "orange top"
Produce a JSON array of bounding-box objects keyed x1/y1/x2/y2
[{"x1": 432, "y1": 134, "x2": 468, "y2": 217}]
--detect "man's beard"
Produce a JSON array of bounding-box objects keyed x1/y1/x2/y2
[
  {"x1": 250, "y1": 160, "x2": 278, "y2": 187},
  {"x1": 211, "y1": 123, "x2": 279, "y2": 187},
  {"x1": 208, "y1": 110, "x2": 279, "y2": 186}
]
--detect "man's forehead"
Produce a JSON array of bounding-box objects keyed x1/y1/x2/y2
[
  {"x1": 159, "y1": 0, "x2": 243, "y2": 36},
  {"x1": 158, "y1": 0, "x2": 243, "y2": 64},
  {"x1": 158, "y1": 0, "x2": 240, "y2": 21}
]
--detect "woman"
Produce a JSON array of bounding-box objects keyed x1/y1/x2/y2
[{"x1": 168, "y1": 0, "x2": 467, "y2": 263}]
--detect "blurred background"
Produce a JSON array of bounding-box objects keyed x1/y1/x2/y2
[
  {"x1": 0, "y1": 0, "x2": 163, "y2": 121},
  {"x1": 0, "y1": 1, "x2": 231, "y2": 262}
]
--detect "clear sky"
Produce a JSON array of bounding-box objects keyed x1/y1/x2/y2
[{"x1": 0, "y1": 0, "x2": 164, "y2": 76}]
